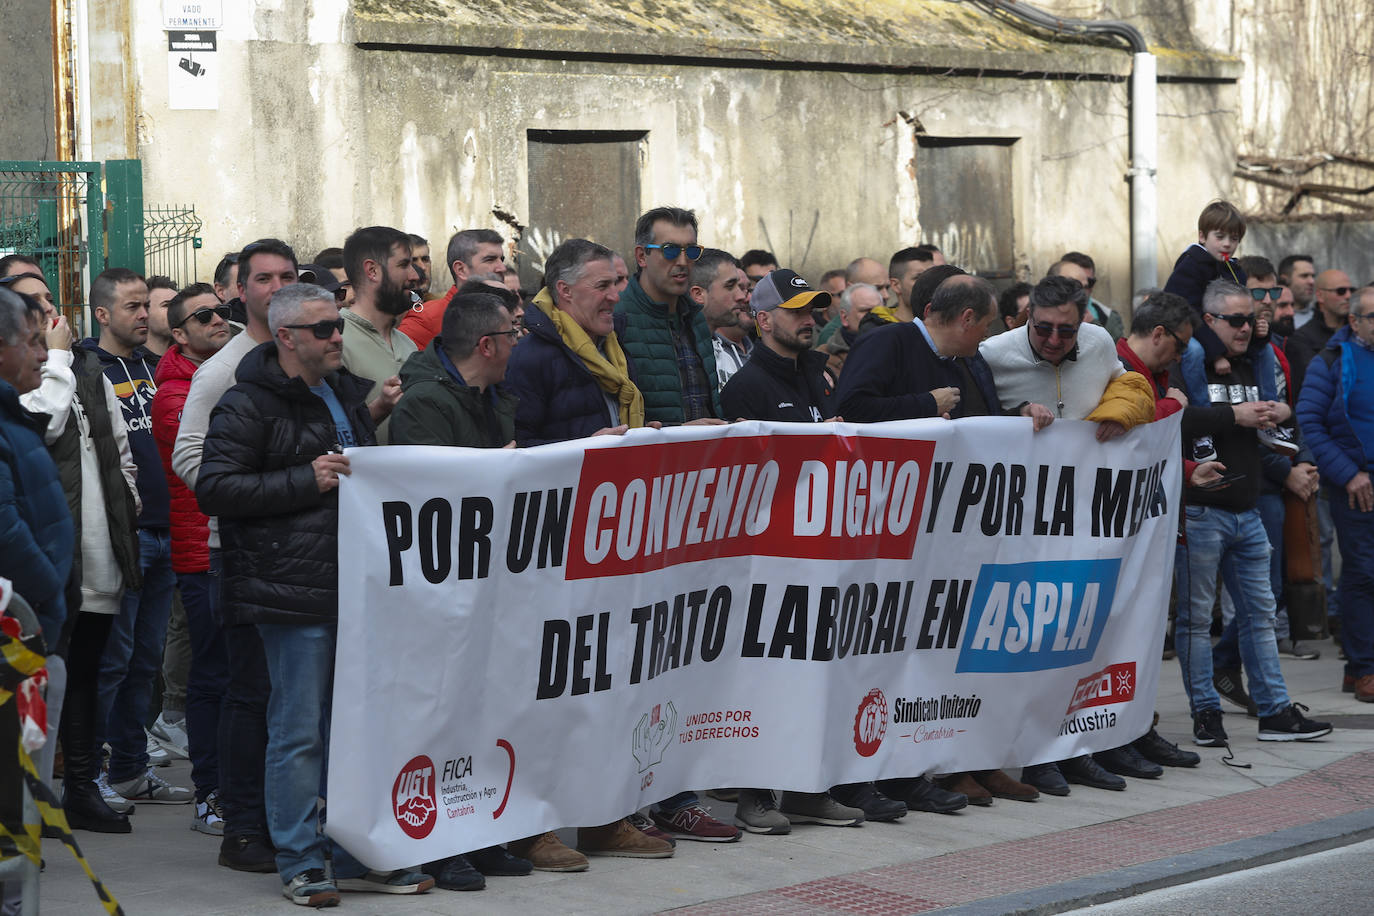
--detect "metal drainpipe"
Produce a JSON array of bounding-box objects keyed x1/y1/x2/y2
[{"x1": 971, "y1": 1, "x2": 1157, "y2": 295}]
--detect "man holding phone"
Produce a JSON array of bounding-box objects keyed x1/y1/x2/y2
[{"x1": 1173, "y1": 280, "x2": 1332, "y2": 747}]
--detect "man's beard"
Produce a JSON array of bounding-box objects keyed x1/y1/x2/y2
[
  {"x1": 1273, "y1": 315, "x2": 1295, "y2": 337},
  {"x1": 377, "y1": 275, "x2": 412, "y2": 315}
]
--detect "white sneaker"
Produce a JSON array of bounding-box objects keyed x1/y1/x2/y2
[
  {"x1": 151, "y1": 713, "x2": 190, "y2": 759},
  {"x1": 146, "y1": 730, "x2": 172, "y2": 767},
  {"x1": 96, "y1": 771, "x2": 136, "y2": 814},
  {"x1": 112, "y1": 767, "x2": 194, "y2": 804},
  {"x1": 193, "y1": 790, "x2": 225, "y2": 835}
]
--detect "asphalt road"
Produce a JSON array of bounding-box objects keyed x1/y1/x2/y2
[{"x1": 1063, "y1": 838, "x2": 1374, "y2": 915}]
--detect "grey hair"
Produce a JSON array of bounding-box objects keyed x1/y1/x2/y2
[
  {"x1": 839, "y1": 282, "x2": 879, "y2": 315},
  {"x1": 544, "y1": 239, "x2": 615, "y2": 306},
  {"x1": 1202, "y1": 279, "x2": 1250, "y2": 315},
  {"x1": 0, "y1": 287, "x2": 27, "y2": 344},
  {"x1": 268, "y1": 283, "x2": 336, "y2": 334}
]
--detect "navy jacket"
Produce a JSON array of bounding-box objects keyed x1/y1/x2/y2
[
  {"x1": 1163, "y1": 244, "x2": 1252, "y2": 363},
  {"x1": 1296, "y1": 325, "x2": 1371, "y2": 489},
  {"x1": 721, "y1": 345, "x2": 834, "y2": 422},
  {"x1": 836, "y1": 321, "x2": 1001, "y2": 422},
  {"x1": 80, "y1": 339, "x2": 170, "y2": 528},
  {"x1": 0, "y1": 380, "x2": 73, "y2": 643},
  {"x1": 505, "y1": 306, "x2": 640, "y2": 446}
]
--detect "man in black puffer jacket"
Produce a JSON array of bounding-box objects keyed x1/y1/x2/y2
[{"x1": 196, "y1": 283, "x2": 432, "y2": 906}]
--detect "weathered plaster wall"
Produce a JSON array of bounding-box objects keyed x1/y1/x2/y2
[
  {"x1": 0, "y1": 0, "x2": 57, "y2": 161},
  {"x1": 121, "y1": 0, "x2": 1237, "y2": 312}
]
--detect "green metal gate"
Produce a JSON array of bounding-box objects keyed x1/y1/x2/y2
[
  {"x1": 0, "y1": 160, "x2": 104, "y2": 330},
  {"x1": 0, "y1": 159, "x2": 202, "y2": 334}
]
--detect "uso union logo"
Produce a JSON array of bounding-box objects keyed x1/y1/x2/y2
[
  {"x1": 392, "y1": 755, "x2": 438, "y2": 839},
  {"x1": 853, "y1": 688, "x2": 888, "y2": 757}
]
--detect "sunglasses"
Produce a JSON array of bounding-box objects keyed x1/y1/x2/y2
[
  {"x1": 1320, "y1": 286, "x2": 1355, "y2": 296},
  {"x1": 1031, "y1": 322, "x2": 1079, "y2": 339},
  {"x1": 174, "y1": 304, "x2": 232, "y2": 329},
  {"x1": 1212, "y1": 313, "x2": 1255, "y2": 328},
  {"x1": 643, "y1": 244, "x2": 703, "y2": 261},
  {"x1": 1083, "y1": 276, "x2": 1097, "y2": 289},
  {"x1": 1250, "y1": 287, "x2": 1283, "y2": 301},
  {"x1": 282, "y1": 318, "x2": 345, "y2": 339},
  {"x1": 333, "y1": 283, "x2": 351, "y2": 303}
]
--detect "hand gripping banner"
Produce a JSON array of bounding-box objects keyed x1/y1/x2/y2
[{"x1": 329, "y1": 414, "x2": 1181, "y2": 869}]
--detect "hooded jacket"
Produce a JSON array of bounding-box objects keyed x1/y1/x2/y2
[
  {"x1": 615, "y1": 275, "x2": 721, "y2": 424},
  {"x1": 1296, "y1": 324, "x2": 1373, "y2": 489},
  {"x1": 195, "y1": 342, "x2": 376, "y2": 626},
  {"x1": 80, "y1": 338, "x2": 170, "y2": 528},
  {"x1": 0, "y1": 380, "x2": 73, "y2": 642},
  {"x1": 390, "y1": 340, "x2": 517, "y2": 448},
  {"x1": 152, "y1": 344, "x2": 211, "y2": 573}
]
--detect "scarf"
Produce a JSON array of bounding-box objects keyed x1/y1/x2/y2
[{"x1": 533, "y1": 288, "x2": 645, "y2": 428}]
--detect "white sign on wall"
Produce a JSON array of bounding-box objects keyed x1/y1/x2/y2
[
  {"x1": 167, "y1": 31, "x2": 217, "y2": 110},
  {"x1": 163, "y1": 0, "x2": 223, "y2": 30}
]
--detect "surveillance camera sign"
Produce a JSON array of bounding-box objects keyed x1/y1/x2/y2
[{"x1": 167, "y1": 30, "x2": 217, "y2": 110}]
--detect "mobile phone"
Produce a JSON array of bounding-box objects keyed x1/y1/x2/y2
[{"x1": 1196, "y1": 471, "x2": 1246, "y2": 490}]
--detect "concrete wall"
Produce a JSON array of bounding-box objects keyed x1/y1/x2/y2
[
  {"x1": 1246, "y1": 221, "x2": 1374, "y2": 289},
  {"x1": 113, "y1": 1, "x2": 1239, "y2": 314},
  {"x1": 0, "y1": 0, "x2": 57, "y2": 161}
]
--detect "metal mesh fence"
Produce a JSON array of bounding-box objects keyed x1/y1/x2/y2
[
  {"x1": 0, "y1": 162, "x2": 103, "y2": 331},
  {"x1": 143, "y1": 204, "x2": 203, "y2": 287}
]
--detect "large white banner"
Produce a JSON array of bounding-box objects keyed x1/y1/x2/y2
[{"x1": 329, "y1": 415, "x2": 1181, "y2": 869}]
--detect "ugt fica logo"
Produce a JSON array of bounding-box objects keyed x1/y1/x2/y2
[
  {"x1": 392, "y1": 755, "x2": 438, "y2": 839},
  {"x1": 632, "y1": 701, "x2": 678, "y2": 774},
  {"x1": 853, "y1": 688, "x2": 888, "y2": 757}
]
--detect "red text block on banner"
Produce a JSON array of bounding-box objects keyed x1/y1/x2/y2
[
  {"x1": 565, "y1": 433, "x2": 936, "y2": 579},
  {"x1": 1065, "y1": 661, "x2": 1137, "y2": 715}
]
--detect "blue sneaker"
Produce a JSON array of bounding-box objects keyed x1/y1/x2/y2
[{"x1": 283, "y1": 869, "x2": 339, "y2": 907}]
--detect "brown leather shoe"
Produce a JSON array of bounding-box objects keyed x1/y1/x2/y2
[
  {"x1": 1344, "y1": 673, "x2": 1357, "y2": 693},
  {"x1": 939, "y1": 772, "x2": 992, "y2": 806},
  {"x1": 973, "y1": 768, "x2": 1040, "y2": 801},
  {"x1": 1354, "y1": 674, "x2": 1374, "y2": 703},
  {"x1": 577, "y1": 819, "x2": 675, "y2": 858},
  {"x1": 507, "y1": 831, "x2": 589, "y2": 872}
]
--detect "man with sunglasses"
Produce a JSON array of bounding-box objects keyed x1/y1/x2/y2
[
  {"x1": 151, "y1": 283, "x2": 233, "y2": 836},
  {"x1": 197, "y1": 283, "x2": 432, "y2": 904},
  {"x1": 1174, "y1": 280, "x2": 1332, "y2": 746},
  {"x1": 1288, "y1": 269, "x2": 1355, "y2": 400},
  {"x1": 617, "y1": 207, "x2": 724, "y2": 426},
  {"x1": 172, "y1": 236, "x2": 298, "y2": 872}
]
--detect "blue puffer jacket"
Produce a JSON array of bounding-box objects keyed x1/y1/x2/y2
[
  {"x1": 505, "y1": 305, "x2": 641, "y2": 446},
  {"x1": 1297, "y1": 325, "x2": 1372, "y2": 489},
  {"x1": 615, "y1": 275, "x2": 720, "y2": 424},
  {"x1": 0, "y1": 379, "x2": 73, "y2": 643}
]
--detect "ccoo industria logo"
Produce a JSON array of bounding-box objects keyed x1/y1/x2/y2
[
  {"x1": 853, "y1": 688, "x2": 888, "y2": 757},
  {"x1": 956, "y1": 559, "x2": 1121, "y2": 673},
  {"x1": 392, "y1": 754, "x2": 438, "y2": 839}
]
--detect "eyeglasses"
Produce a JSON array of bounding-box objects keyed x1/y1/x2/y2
[
  {"x1": 173, "y1": 304, "x2": 232, "y2": 329},
  {"x1": 1352, "y1": 312, "x2": 1374, "y2": 322},
  {"x1": 1164, "y1": 326, "x2": 1186, "y2": 353},
  {"x1": 1031, "y1": 322, "x2": 1079, "y2": 339},
  {"x1": 643, "y1": 244, "x2": 703, "y2": 261},
  {"x1": 1212, "y1": 313, "x2": 1255, "y2": 328},
  {"x1": 282, "y1": 318, "x2": 345, "y2": 339},
  {"x1": 484, "y1": 328, "x2": 521, "y2": 341},
  {"x1": 1320, "y1": 286, "x2": 1355, "y2": 296},
  {"x1": 1250, "y1": 287, "x2": 1283, "y2": 301}
]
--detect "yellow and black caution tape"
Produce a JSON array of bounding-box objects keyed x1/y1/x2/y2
[{"x1": 1, "y1": 621, "x2": 123, "y2": 915}]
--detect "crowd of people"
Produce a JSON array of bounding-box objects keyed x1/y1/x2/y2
[{"x1": 0, "y1": 197, "x2": 1368, "y2": 908}]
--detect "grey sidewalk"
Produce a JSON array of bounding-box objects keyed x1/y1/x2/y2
[{"x1": 37, "y1": 642, "x2": 1374, "y2": 914}]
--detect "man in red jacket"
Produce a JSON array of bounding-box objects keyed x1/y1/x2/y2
[{"x1": 151, "y1": 282, "x2": 232, "y2": 835}]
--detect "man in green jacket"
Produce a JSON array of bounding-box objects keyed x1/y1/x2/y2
[
  {"x1": 390, "y1": 290, "x2": 518, "y2": 449},
  {"x1": 615, "y1": 206, "x2": 723, "y2": 424}
]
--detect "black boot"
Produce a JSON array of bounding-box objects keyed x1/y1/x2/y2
[{"x1": 60, "y1": 678, "x2": 131, "y2": 833}]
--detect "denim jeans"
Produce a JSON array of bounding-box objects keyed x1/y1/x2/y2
[
  {"x1": 1213, "y1": 489, "x2": 1288, "y2": 669},
  {"x1": 1177, "y1": 505, "x2": 1290, "y2": 718},
  {"x1": 98, "y1": 527, "x2": 177, "y2": 782},
  {"x1": 1317, "y1": 492, "x2": 1341, "y2": 621},
  {"x1": 257, "y1": 622, "x2": 367, "y2": 882},
  {"x1": 1327, "y1": 484, "x2": 1374, "y2": 678},
  {"x1": 179, "y1": 570, "x2": 227, "y2": 801}
]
